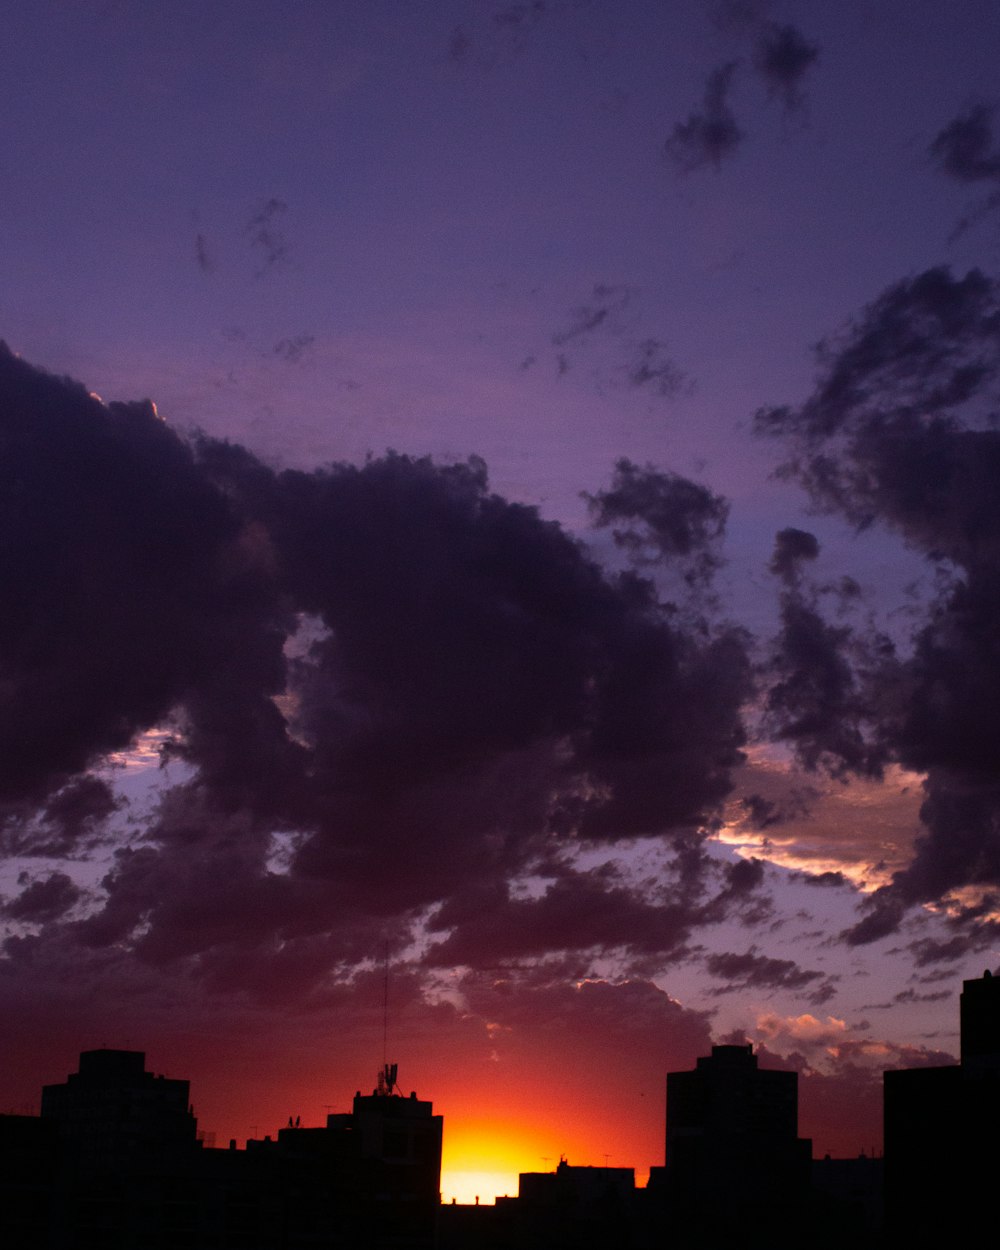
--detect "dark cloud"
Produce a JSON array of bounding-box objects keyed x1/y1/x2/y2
[
  {"x1": 273, "y1": 335, "x2": 315, "y2": 364},
  {"x1": 909, "y1": 932, "x2": 997, "y2": 967},
  {"x1": 0, "y1": 344, "x2": 288, "y2": 809},
  {"x1": 765, "y1": 598, "x2": 881, "y2": 779},
  {"x1": 547, "y1": 290, "x2": 688, "y2": 401},
  {"x1": 424, "y1": 848, "x2": 768, "y2": 973},
  {"x1": 769, "y1": 527, "x2": 819, "y2": 586},
  {"x1": 425, "y1": 866, "x2": 696, "y2": 969},
  {"x1": 665, "y1": 62, "x2": 743, "y2": 173},
  {"x1": 893, "y1": 988, "x2": 951, "y2": 1004},
  {"x1": 0, "y1": 349, "x2": 753, "y2": 994},
  {"x1": 194, "y1": 232, "x2": 213, "y2": 274},
  {"x1": 246, "y1": 197, "x2": 289, "y2": 275},
  {"x1": 552, "y1": 283, "x2": 631, "y2": 346},
  {"x1": 753, "y1": 23, "x2": 819, "y2": 112},
  {"x1": 705, "y1": 947, "x2": 825, "y2": 993},
  {"x1": 757, "y1": 267, "x2": 1000, "y2": 938},
  {"x1": 3, "y1": 873, "x2": 82, "y2": 924},
  {"x1": 626, "y1": 338, "x2": 687, "y2": 397},
  {"x1": 41, "y1": 777, "x2": 121, "y2": 854},
  {"x1": 1, "y1": 777, "x2": 122, "y2": 858},
  {"x1": 925, "y1": 103, "x2": 1000, "y2": 237},
  {"x1": 799, "y1": 870, "x2": 848, "y2": 889},
  {"x1": 930, "y1": 104, "x2": 1000, "y2": 184},
  {"x1": 740, "y1": 793, "x2": 781, "y2": 829},
  {"x1": 723, "y1": 855, "x2": 764, "y2": 896},
  {"x1": 585, "y1": 458, "x2": 728, "y2": 586}
]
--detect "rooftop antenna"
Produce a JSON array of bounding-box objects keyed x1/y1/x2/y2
[
  {"x1": 376, "y1": 939, "x2": 398, "y2": 1097},
  {"x1": 382, "y1": 939, "x2": 389, "y2": 1070}
]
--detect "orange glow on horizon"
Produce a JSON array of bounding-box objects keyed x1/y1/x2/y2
[
  {"x1": 440, "y1": 1113, "x2": 651, "y2": 1204},
  {"x1": 441, "y1": 1116, "x2": 576, "y2": 1204}
]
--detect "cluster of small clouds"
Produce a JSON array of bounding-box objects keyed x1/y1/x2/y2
[
  {"x1": 665, "y1": 20, "x2": 819, "y2": 173},
  {"x1": 448, "y1": 1, "x2": 594, "y2": 68},
  {"x1": 194, "y1": 198, "x2": 292, "y2": 280},
  {"x1": 538, "y1": 283, "x2": 689, "y2": 401}
]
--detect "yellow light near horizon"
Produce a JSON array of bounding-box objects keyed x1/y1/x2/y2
[
  {"x1": 441, "y1": 1118, "x2": 558, "y2": 1205},
  {"x1": 441, "y1": 1169, "x2": 518, "y2": 1206}
]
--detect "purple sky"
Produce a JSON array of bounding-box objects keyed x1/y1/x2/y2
[{"x1": 3, "y1": 0, "x2": 1000, "y2": 1198}]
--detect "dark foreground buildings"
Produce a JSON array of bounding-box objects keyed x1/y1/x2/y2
[
  {"x1": 4, "y1": 972, "x2": 997, "y2": 1248},
  {"x1": 884, "y1": 968, "x2": 1000, "y2": 1240},
  {"x1": 1, "y1": 1052, "x2": 441, "y2": 1249},
  {"x1": 656, "y1": 1042, "x2": 812, "y2": 1246}
]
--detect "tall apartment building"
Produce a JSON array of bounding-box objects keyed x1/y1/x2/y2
[
  {"x1": 884, "y1": 969, "x2": 1000, "y2": 1239},
  {"x1": 663, "y1": 1043, "x2": 812, "y2": 1244}
]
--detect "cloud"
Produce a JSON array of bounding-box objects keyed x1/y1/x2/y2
[
  {"x1": 756, "y1": 267, "x2": 1000, "y2": 938},
  {"x1": 585, "y1": 458, "x2": 729, "y2": 586},
  {"x1": 424, "y1": 845, "x2": 771, "y2": 973},
  {"x1": 797, "y1": 870, "x2": 848, "y2": 889},
  {"x1": 0, "y1": 349, "x2": 754, "y2": 1003},
  {"x1": 551, "y1": 284, "x2": 631, "y2": 347},
  {"x1": 425, "y1": 865, "x2": 697, "y2": 969},
  {"x1": 764, "y1": 597, "x2": 882, "y2": 779},
  {"x1": 547, "y1": 289, "x2": 688, "y2": 399},
  {"x1": 769, "y1": 527, "x2": 819, "y2": 586},
  {"x1": 719, "y1": 749, "x2": 922, "y2": 892},
  {"x1": 705, "y1": 947, "x2": 825, "y2": 993},
  {"x1": 3, "y1": 872, "x2": 82, "y2": 924},
  {"x1": 246, "y1": 197, "x2": 290, "y2": 275},
  {"x1": 753, "y1": 23, "x2": 819, "y2": 112},
  {"x1": 893, "y1": 987, "x2": 951, "y2": 1004},
  {"x1": 0, "y1": 344, "x2": 287, "y2": 810},
  {"x1": 930, "y1": 104, "x2": 1000, "y2": 184},
  {"x1": 194, "y1": 232, "x2": 213, "y2": 274},
  {"x1": 626, "y1": 339, "x2": 688, "y2": 398},
  {"x1": 273, "y1": 335, "x2": 315, "y2": 364},
  {"x1": 928, "y1": 105, "x2": 1000, "y2": 239},
  {"x1": 665, "y1": 62, "x2": 743, "y2": 173},
  {"x1": 1, "y1": 776, "x2": 122, "y2": 858}
]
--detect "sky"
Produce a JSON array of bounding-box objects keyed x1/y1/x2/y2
[{"x1": 3, "y1": 0, "x2": 1000, "y2": 1204}]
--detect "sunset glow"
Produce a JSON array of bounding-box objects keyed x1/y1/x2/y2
[{"x1": 5, "y1": 2, "x2": 1000, "y2": 1216}]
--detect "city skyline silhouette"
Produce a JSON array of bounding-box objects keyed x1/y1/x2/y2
[{"x1": 5, "y1": 968, "x2": 994, "y2": 1246}]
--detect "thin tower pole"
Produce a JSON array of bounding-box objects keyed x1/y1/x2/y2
[{"x1": 382, "y1": 941, "x2": 389, "y2": 1069}]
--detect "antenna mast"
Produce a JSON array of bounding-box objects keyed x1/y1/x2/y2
[
  {"x1": 375, "y1": 940, "x2": 398, "y2": 1097},
  {"x1": 382, "y1": 940, "x2": 389, "y2": 1068}
]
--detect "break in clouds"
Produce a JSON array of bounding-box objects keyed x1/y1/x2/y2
[{"x1": 4, "y1": 261, "x2": 1000, "y2": 1016}]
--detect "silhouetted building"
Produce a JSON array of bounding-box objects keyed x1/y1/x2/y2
[
  {"x1": 3, "y1": 1051, "x2": 442, "y2": 1249},
  {"x1": 662, "y1": 1044, "x2": 811, "y2": 1246},
  {"x1": 810, "y1": 1154, "x2": 883, "y2": 1245},
  {"x1": 41, "y1": 1047, "x2": 198, "y2": 1168},
  {"x1": 439, "y1": 1158, "x2": 646, "y2": 1250},
  {"x1": 349, "y1": 1073, "x2": 444, "y2": 1248},
  {"x1": 885, "y1": 969, "x2": 1000, "y2": 1240},
  {"x1": 960, "y1": 967, "x2": 1000, "y2": 1067},
  {"x1": 0, "y1": 1113, "x2": 62, "y2": 1245},
  {"x1": 513, "y1": 1159, "x2": 639, "y2": 1249}
]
